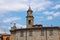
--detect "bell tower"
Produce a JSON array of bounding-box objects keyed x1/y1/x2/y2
[{"x1": 26, "y1": 6, "x2": 34, "y2": 28}]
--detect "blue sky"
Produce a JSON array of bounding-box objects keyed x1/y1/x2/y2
[{"x1": 0, "y1": 0, "x2": 60, "y2": 34}]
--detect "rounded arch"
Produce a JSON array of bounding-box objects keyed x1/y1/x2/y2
[{"x1": 6, "y1": 37, "x2": 10, "y2": 40}]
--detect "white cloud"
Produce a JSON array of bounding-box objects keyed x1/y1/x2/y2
[
  {"x1": 0, "y1": 23, "x2": 26, "y2": 34},
  {"x1": 43, "y1": 11, "x2": 53, "y2": 15},
  {"x1": 30, "y1": 0, "x2": 52, "y2": 11},
  {"x1": 0, "y1": 0, "x2": 53, "y2": 18},
  {"x1": 16, "y1": 24, "x2": 26, "y2": 28},
  {"x1": 43, "y1": 11, "x2": 60, "y2": 20},
  {"x1": 0, "y1": 29, "x2": 5, "y2": 34},
  {"x1": 0, "y1": 0, "x2": 28, "y2": 11},
  {"x1": 0, "y1": 0, "x2": 52, "y2": 11},
  {"x1": 0, "y1": 3, "x2": 28, "y2": 11},
  {"x1": 0, "y1": 30, "x2": 5, "y2": 34},
  {"x1": 3, "y1": 17, "x2": 21, "y2": 23},
  {"x1": 53, "y1": 12, "x2": 60, "y2": 17},
  {"x1": 9, "y1": 23, "x2": 26, "y2": 30},
  {"x1": 47, "y1": 16, "x2": 53, "y2": 20},
  {"x1": 53, "y1": 4, "x2": 60, "y2": 9},
  {"x1": 35, "y1": 16, "x2": 44, "y2": 19},
  {"x1": 0, "y1": 25, "x2": 13, "y2": 34},
  {"x1": 8, "y1": 23, "x2": 26, "y2": 30},
  {"x1": 0, "y1": 26, "x2": 9, "y2": 34},
  {"x1": 43, "y1": 11, "x2": 60, "y2": 17},
  {"x1": 0, "y1": 10, "x2": 8, "y2": 16}
]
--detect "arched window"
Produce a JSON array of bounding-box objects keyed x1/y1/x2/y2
[{"x1": 28, "y1": 20, "x2": 31, "y2": 24}]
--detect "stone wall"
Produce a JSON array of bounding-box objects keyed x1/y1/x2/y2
[{"x1": 11, "y1": 29, "x2": 60, "y2": 40}]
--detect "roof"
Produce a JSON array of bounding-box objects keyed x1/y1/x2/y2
[
  {"x1": 33, "y1": 24, "x2": 43, "y2": 28},
  {"x1": 10, "y1": 26, "x2": 60, "y2": 32},
  {"x1": 0, "y1": 34, "x2": 11, "y2": 36}
]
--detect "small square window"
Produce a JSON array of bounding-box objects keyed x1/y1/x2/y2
[
  {"x1": 29, "y1": 30, "x2": 32, "y2": 36},
  {"x1": 41, "y1": 30, "x2": 44, "y2": 36},
  {"x1": 49, "y1": 30, "x2": 53, "y2": 36},
  {"x1": 20, "y1": 31, "x2": 24, "y2": 37},
  {"x1": 28, "y1": 20, "x2": 31, "y2": 24}
]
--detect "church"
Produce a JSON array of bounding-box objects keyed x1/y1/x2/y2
[{"x1": 10, "y1": 6, "x2": 60, "y2": 40}]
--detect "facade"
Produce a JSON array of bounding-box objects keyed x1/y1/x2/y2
[
  {"x1": 10, "y1": 6, "x2": 60, "y2": 40},
  {"x1": 0, "y1": 34, "x2": 11, "y2": 40}
]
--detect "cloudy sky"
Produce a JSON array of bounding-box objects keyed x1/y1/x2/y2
[{"x1": 0, "y1": 0, "x2": 60, "y2": 34}]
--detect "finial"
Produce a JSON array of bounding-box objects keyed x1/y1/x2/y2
[
  {"x1": 28, "y1": 5, "x2": 31, "y2": 10},
  {"x1": 27, "y1": 5, "x2": 33, "y2": 12}
]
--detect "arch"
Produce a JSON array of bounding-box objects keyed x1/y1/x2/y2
[{"x1": 6, "y1": 37, "x2": 10, "y2": 40}]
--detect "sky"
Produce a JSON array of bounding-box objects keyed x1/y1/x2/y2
[{"x1": 0, "y1": 0, "x2": 60, "y2": 34}]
